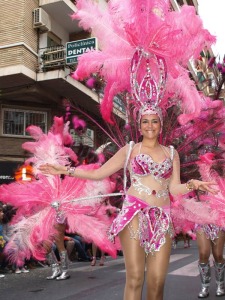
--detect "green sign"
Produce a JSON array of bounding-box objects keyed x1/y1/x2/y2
[{"x1": 66, "y1": 37, "x2": 97, "y2": 65}]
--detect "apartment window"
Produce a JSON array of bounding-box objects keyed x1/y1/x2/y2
[
  {"x1": 2, "y1": 109, "x2": 47, "y2": 137},
  {"x1": 47, "y1": 32, "x2": 61, "y2": 48}
]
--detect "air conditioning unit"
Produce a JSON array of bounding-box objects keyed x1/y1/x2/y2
[{"x1": 33, "y1": 8, "x2": 51, "y2": 32}]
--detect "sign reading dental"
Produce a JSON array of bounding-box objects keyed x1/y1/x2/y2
[{"x1": 66, "y1": 37, "x2": 97, "y2": 64}]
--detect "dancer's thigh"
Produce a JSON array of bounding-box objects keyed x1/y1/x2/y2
[
  {"x1": 196, "y1": 231, "x2": 211, "y2": 261},
  {"x1": 119, "y1": 216, "x2": 146, "y2": 275},
  {"x1": 145, "y1": 233, "x2": 172, "y2": 286},
  {"x1": 212, "y1": 230, "x2": 225, "y2": 262}
]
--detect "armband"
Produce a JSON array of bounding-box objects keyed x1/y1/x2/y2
[{"x1": 66, "y1": 166, "x2": 76, "y2": 176}]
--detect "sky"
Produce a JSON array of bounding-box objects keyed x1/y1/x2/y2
[{"x1": 198, "y1": 0, "x2": 225, "y2": 59}]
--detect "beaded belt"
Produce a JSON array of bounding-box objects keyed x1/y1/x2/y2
[{"x1": 131, "y1": 175, "x2": 169, "y2": 198}]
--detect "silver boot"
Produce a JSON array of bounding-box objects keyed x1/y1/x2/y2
[
  {"x1": 198, "y1": 262, "x2": 211, "y2": 298},
  {"x1": 214, "y1": 261, "x2": 225, "y2": 297},
  {"x1": 56, "y1": 251, "x2": 70, "y2": 280},
  {"x1": 46, "y1": 251, "x2": 61, "y2": 280}
]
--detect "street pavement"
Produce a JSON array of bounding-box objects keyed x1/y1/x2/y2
[{"x1": 0, "y1": 240, "x2": 223, "y2": 300}]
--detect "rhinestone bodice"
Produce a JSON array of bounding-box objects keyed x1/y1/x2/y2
[
  {"x1": 130, "y1": 154, "x2": 173, "y2": 180},
  {"x1": 129, "y1": 145, "x2": 174, "y2": 198}
]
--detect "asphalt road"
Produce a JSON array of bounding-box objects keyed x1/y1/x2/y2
[{"x1": 0, "y1": 240, "x2": 222, "y2": 300}]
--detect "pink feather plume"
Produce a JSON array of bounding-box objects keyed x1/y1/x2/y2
[{"x1": 72, "y1": 0, "x2": 215, "y2": 123}]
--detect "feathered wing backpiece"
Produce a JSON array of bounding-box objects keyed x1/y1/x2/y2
[
  {"x1": 1, "y1": 170, "x2": 117, "y2": 265},
  {"x1": 167, "y1": 98, "x2": 225, "y2": 233},
  {"x1": 195, "y1": 154, "x2": 225, "y2": 228},
  {"x1": 0, "y1": 116, "x2": 119, "y2": 265},
  {"x1": 72, "y1": 0, "x2": 215, "y2": 123}
]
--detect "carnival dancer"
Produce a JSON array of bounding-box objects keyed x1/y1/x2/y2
[
  {"x1": 39, "y1": 106, "x2": 219, "y2": 300},
  {"x1": 38, "y1": 1, "x2": 221, "y2": 298},
  {"x1": 195, "y1": 154, "x2": 225, "y2": 298}
]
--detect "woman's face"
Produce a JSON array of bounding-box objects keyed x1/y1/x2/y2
[{"x1": 140, "y1": 114, "x2": 161, "y2": 139}]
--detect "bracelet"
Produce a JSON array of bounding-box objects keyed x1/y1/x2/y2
[
  {"x1": 66, "y1": 166, "x2": 76, "y2": 176},
  {"x1": 186, "y1": 179, "x2": 195, "y2": 191}
]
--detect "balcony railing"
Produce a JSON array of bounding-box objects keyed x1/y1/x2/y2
[{"x1": 39, "y1": 45, "x2": 66, "y2": 71}]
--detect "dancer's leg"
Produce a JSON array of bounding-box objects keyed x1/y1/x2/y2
[
  {"x1": 119, "y1": 216, "x2": 146, "y2": 300},
  {"x1": 145, "y1": 234, "x2": 172, "y2": 300},
  {"x1": 54, "y1": 223, "x2": 70, "y2": 280},
  {"x1": 196, "y1": 231, "x2": 211, "y2": 298},
  {"x1": 212, "y1": 231, "x2": 225, "y2": 297}
]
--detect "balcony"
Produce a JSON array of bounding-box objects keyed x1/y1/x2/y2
[
  {"x1": 37, "y1": 45, "x2": 126, "y2": 119},
  {"x1": 39, "y1": 0, "x2": 80, "y2": 33},
  {"x1": 39, "y1": 45, "x2": 66, "y2": 71}
]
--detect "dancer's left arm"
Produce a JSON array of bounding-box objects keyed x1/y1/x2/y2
[{"x1": 168, "y1": 150, "x2": 218, "y2": 195}]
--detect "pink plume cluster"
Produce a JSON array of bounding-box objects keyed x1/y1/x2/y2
[
  {"x1": 23, "y1": 117, "x2": 78, "y2": 175},
  {"x1": 72, "y1": 0, "x2": 215, "y2": 123},
  {"x1": 0, "y1": 164, "x2": 117, "y2": 265},
  {"x1": 86, "y1": 77, "x2": 96, "y2": 89},
  {"x1": 0, "y1": 115, "x2": 121, "y2": 265},
  {"x1": 164, "y1": 98, "x2": 225, "y2": 162},
  {"x1": 196, "y1": 154, "x2": 225, "y2": 227},
  {"x1": 171, "y1": 194, "x2": 219, "y2": 235},
  {"x1": 72, "y1": 115, "x2": 86, "y2": 133}
]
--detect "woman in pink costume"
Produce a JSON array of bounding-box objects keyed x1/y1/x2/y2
[
  {"x1": 195, "y1": 154, "x2": 225, "y2": 298},
  {"x1": 39, "y1": 1, "x2": 220, "y2": 298},
  {"x1": 39, "y1": 106, "x2": 218, "y2": 300}
]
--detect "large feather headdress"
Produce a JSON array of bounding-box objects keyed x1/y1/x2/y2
[{"x1": 72, "y1": 0, "x2": 216, "y2": 124}]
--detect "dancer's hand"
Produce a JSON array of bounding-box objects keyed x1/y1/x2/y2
[
  {"x1": 39, "y1": 163, "x2": 66, "y2": 175},
  {"x1": 192, "y1": 180, "x2": 219, "y2": 195}
]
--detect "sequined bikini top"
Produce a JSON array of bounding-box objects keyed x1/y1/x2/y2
[{"x1": 130, "y1": 144, "x2": 174, "y2": 180}]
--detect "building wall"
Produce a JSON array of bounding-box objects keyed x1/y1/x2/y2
[
  {"x1": 0, "y1": 0, "x2": 55, "y2": 162},
  {"x1": 0, "y1": 137, "x2": 27, "y2": 159},
  {"x1": 0, "y1": 0, "x2": 38, "y2": 72}
]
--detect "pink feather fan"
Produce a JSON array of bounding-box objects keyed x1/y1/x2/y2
[
  {"x1": 72, "y1": 0, "x2": 215, "y2": 123},
  {"x1": 196, "y1": 154, "x2": 225, "y2": 227},
  {"x1": 171, "y1": 151, "x2": 225, "y2": 235},
  {"x1": 0, "y1": 115, "x2": 119, "y2": 265},
  {"x1": 171, "y1": 193, "x2": 219, "y2": 235},
  {"x1": 0, "y1": 164, "x2": 117, "y2": 265}
]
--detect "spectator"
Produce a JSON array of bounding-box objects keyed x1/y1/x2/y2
[{"x1": 68, "y1": 234, "x2": 91, "y2": 262}]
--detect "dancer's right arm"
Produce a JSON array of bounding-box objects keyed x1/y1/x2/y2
[{"x1": 39, "y1": 145, "x2": 128, "y2": 180}]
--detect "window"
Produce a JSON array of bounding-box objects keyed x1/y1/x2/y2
[
  {"x1": 47, "y1": 32, "x2": 61, "y2": 48},
  {"x1": 2, "y1": 109, "x2": 47, "y2": 137}
]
